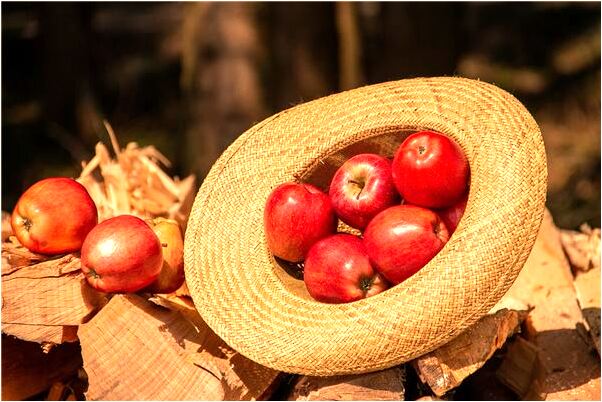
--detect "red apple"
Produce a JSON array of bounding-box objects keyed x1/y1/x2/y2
[
  {"x1": 264, "y1": 182, "x2": 337, "y2": 262},
  {"x1": 363, "y1": 205, "x2": 449, "y2": 285},
  {"x1": 329, "y1": 153, "x2": 399, "y2": 230},
  {"x1": 392, "y1": 131, "x2": 469, "y2": 208},
  {"x1": 144, "y1": 218, "x2": 185, "y2": 294},
  {"x1": 81, "y1": 215, "x2": 163, "y2": 293},
  {"x1": 11, "y1": 177, "x2": 98, "y2": 255},
  {"x1": 304, "y1": 234, "x2": 388, "y2": 303},
  {"x1": 437, "y1": 194, "x2": 468, "y2": 235}
]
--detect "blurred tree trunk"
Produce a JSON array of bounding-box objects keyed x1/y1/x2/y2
[
  {"x1": 336, "y1": 2, "x2": 364, "y2": 90},
  {"x1": 181, "y1": 3, "x2": 266, "y2": 179}
]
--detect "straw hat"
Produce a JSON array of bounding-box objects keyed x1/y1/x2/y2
[{"x1": 184, "y1": 77, "x2": 547, "y2": 375}]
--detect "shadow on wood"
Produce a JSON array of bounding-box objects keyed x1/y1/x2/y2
[{"x1": 1, "y1": 334, "x2": 82, "y2": 400}]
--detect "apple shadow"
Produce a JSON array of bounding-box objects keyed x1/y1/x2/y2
[
  {"x1": 273, "y1": 256, "x2": 304, "y2": 280},
  {"x1": 272, "y1": 255, "x2": 312, "y2": 300}
]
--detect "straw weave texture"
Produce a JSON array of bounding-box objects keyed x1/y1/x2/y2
[{"x1": 184, "y1": 77, "x2": 547, "y2": 375}]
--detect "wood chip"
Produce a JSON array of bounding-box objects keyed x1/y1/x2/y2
[
  {"x1": 412, "y1": 308, "x2": 527, "y2": 397},
  {"x1": 80, "y1": 294, "x2": 279, "y2": 400},
  {"x1": 103, "y1": 120, "x2": 122, "y2": 157},
  {"x1": 1, "y1": 334, "x2": 82, "y2": 401},
  {"x1": 174, "y1": 280, "x2": 191, "y2": 297},
  {"x1": 573, "y1": 266, "x2": 601, "y2": 355},
  {"x1": 560, "y1": 224, "x2": 601, "y2": 273},
  {"x1": 1, "y1": 211, "x2": 12, "y2": 242},
  {"x1": 76, "y1": 127, "x2": 196, "y2": 227},
  {"x1": 498, "y1": 209, "x2": 601, "y2": 400},
  {"x1": 147, "y1": 292, "x2": 199, "y2": 326},
  {"x1": 174, "y1": 175, "x2": 197, "y2": 230},
  {"x1": 288, "y1": 367, "x2": 405, "y2": 401}
]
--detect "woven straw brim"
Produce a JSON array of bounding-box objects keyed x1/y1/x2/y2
[{"x1": 184, "y1": 77, "x2": 547, "y2": 375}]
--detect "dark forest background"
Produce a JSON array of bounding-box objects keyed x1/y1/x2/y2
[{"x1": 2, "y1": 2, "x2": 600, "y2": 229}]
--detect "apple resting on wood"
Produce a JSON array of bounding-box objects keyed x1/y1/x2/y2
[
  {"x1": 144, "y1": 218, "x2": 185, "y2": 294},
  {"x1": 304, "y1": 234, "x2": 388, "y2": 303},
  {"x1": 81, "y1": 215, "x2": 163, "y2": 293},
  {"x1": 264, "y1": 182, "x2": 337, "y2": 263},
  {"x1": 363, "y1": 205, "x2": 449, "y2": 285},
  {"x1": 329, "y1": 153, "x2": 399, "y2": 230},
  {"x1": 11, "y1": 177, "x2": 98, "y2": 255}
]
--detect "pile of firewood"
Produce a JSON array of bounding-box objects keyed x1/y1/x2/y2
[
  {"x1": 2, "y1": 132, "x2": 600, "y2": 400},
  {"x1": 280, "y1": 211, "x2": 600, "y2": 401}
]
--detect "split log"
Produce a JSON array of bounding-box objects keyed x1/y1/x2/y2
[
  {"x1": 2, "y1": 236, "x2": 47, "y2": 272},
  {"x1": 497, "y1": 209, "x2": 601, "y2": 400},
  {"x1": 148, "y1": 292, "x2": 281, "y2": 400},
  {"x1": 573, "y1": 266, "x2": 601, "y2": 355},
  {"x1": 79, "y1": 294, "x2": 224, "y2": 400},
  {"x1": 1, "y1": 324, "x2": 79, "y2": 346},
  {"x1": 560, "y1": 224, "x2": 600, "y2": 273},
  {"x1": 79, "y1": 294, "x2": 279, "y2": 400},
  {"x1": 288, "y1": 366, "x2": 405, "y2": 401},
  {"x1": 411, "y1": 308, "x2": 527, "y2": 397},
  {"x1": 495, "y1": 336, "x2": 542, "y2": 399},
  {"x1": 2, "y1": 251, "x2": 108, "y2": 344},
  {"x1": 1, "y1": 334, "x2": 82, "y2": 400},
  {"x1": 451, "y1": 350, "x2": 519, "y2": 401}
]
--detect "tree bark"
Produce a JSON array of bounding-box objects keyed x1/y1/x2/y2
[{"x1": 181, "y1": 3, "x2": 266, "y2": 180}]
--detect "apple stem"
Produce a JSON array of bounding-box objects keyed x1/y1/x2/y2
[
  {"x1": 347, "y1": 180, "x2": 365, "y2": 200},
  {"x1": 418, "y1": 146, "x2": 426, "y2": 155},
  {"x1": 161, "y1": 243, "x2": 168, "y2": 248},
  {"x1": 359, "y1": 277, "x2": 373, "y2": 293}
]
